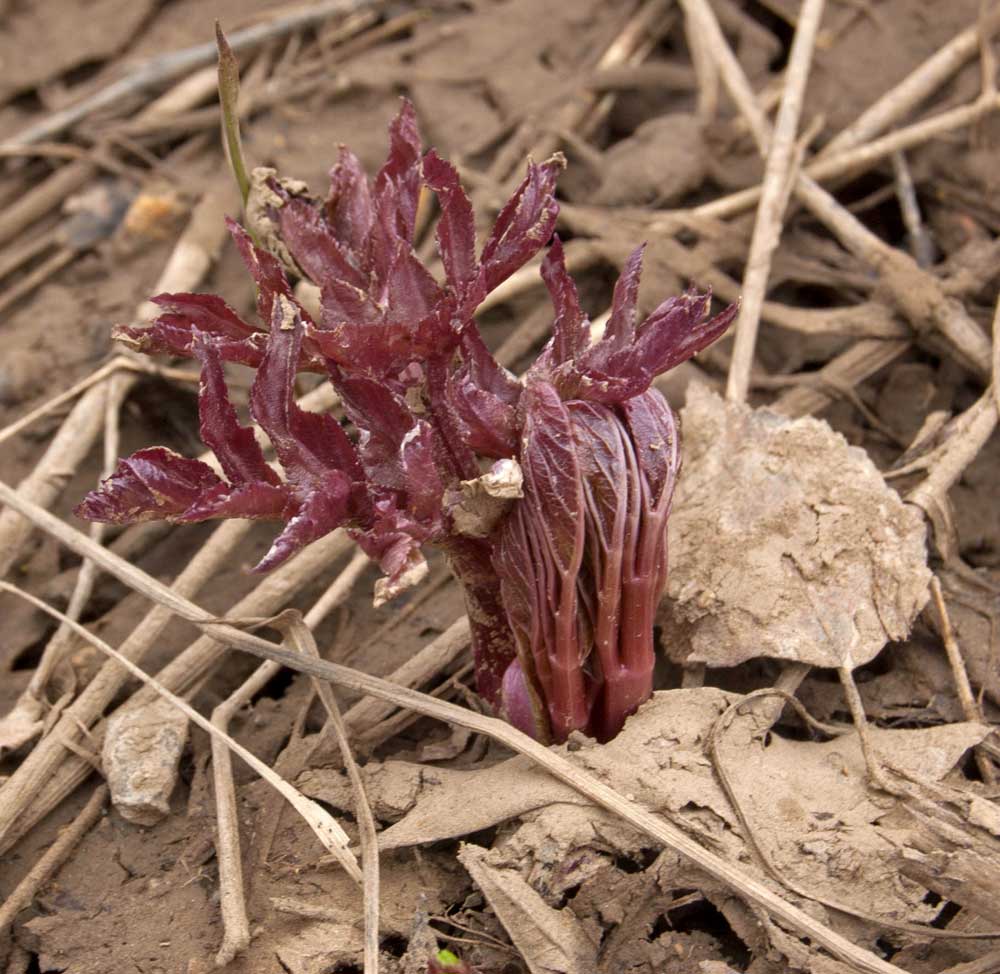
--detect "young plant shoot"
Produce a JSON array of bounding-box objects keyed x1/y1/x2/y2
[{"x1": 77, "y1": 102, "x2": 736, "y2": 743}]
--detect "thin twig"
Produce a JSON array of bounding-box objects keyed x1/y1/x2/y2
[
  {"x1": 1, "y1": 581, "x2": 361, "y2": 882},
  {"x1": 284, "y1": 615, "x2": 381, "y2": 974},
  {"x1": 0, "y1": 482, "x2": 911, "y2": 974},
  {"x1": 930, "y1": 577, "x2": 996, "y2": 784},
  {"x1": 709, "y1": 689, "x2": 1000, "y2": 940},
  {"x1": 28, "y1": 373, "x2": 126, "y2": 696},
  {"x1": 906, "y1": 393, "x2": 998, "y2": 560},
  {"x1": 685, "y1": 7, "x2": 719, "y2": 124},
  {"x1": 822, "y1": 10, "x2": 1000, "y2": 155},
  {"x1": 0, "y1": 248, "x2": 75, "y2": 317},
  {"x1": 724, "y1": 0, "x2": 826, "y2": 403},
  {"x1": 0, "y1": 228, "x2": 58, "y2": 283},
  {"x1": 683, "y1": 90, "x2": 1000, "y2": 224},
  {"x1": 0, "y1": 161, "x2": 95, "y2": 251},
  {"x1": 0, "y1": 179, "x2": 236, "y2": 581},
  {"x1": 0, "y1": 0, "x2": 377, "y2": 150},
  {"x1": 341, "y1": 617, "x2": 471, "y2": 737},
  {"x1": 772, "y1": 338, "x2": 910, "y2": 417},
  {"x1": 0, "y1": 527, "x2": 355, "y2": 855},
  {"x1": 0, "y1": 374, "x2": 125, "y2": 754},
  {"x1": 795, "y1": 175, "x2": 993, "y2": 379},
  {"x1": 209, "y1": 550, "x2": 369, "y2": 966},
  {"x1": 836, "y1": 664, "x2": 896, "y2": 794},
  {"x1": 0, "y1": 519, "x2": 254, "y2": 853},
  {"x1": 891, "y1": 150, "x2": 935, "y2": 267},
  {"x1": 0, "y1": 370, "x2": 110, "y2": 579},
  {"x1": 0, "y1": 357, "x2": 199, "y2": 448},
  {"x1": 493, "y1": 0, "x2": 671, "y2": 186},
  {"x1": 678, "y1": 0, "x2": 771, "y2": 151},
  {"x1": 680, "y1": 0, "x2": 995, "y2": 380},
  {"x1": 0, "y1": 376, "x2": 126, "y2": 752}
]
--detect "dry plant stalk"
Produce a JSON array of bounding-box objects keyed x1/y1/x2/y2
[
  {"x1": 0, "y1": 375, "x2": 126, "y2": 756},
  {"x1": 210, "y1": 550, "x2": 370, "y2": 967},
  {"x1": 707, "y1": 689, "x2": 990, "y2": 939},
  {"x1": 901, "y1": 295, "x2": 1000, "y2": 558},
  {"x1": 0, "y1": 0, "x2": 378, "y2": 151},
  {"x1": 1, "y1": 582, "x2": 362, "y2": 883},
  {"x1": 772, "y1": 338, "x2": 911, "y2": 417},
  {"x1": 0, "y1": 480, "x2": 910, "y2": 974},
  {"x1": 0, "y1": 784, "x2": 107, "y2": 939},
  {"x1": 0, "y1": 538, "x2": 459, "y2": 856},
  {"x1": 341, "y1": 616, "x2": 472, "y2": 736},
  {"x1": 725, "y1": 0, "x2": 825, "y2": 403},
  {"x1": 686, "y1": 90, "x2": 1000, "y2": 224},
  {"x1": 930, "y1": 576, "x2": 996, "y2": 785},
  {"x1": 491, "y1": 0, "x2": 671, "y2": 185},
  {"x1": 0, "y1": 179, "x2": 240, "y2": 848},
  {"x1": 821, "y1": 10, "x2": 1000, "y2": 156},
  {"x1": 680, "y1": 0, "x2": 994, "y2": 381},
  {"x1": 0, "y1": 357, "x2": 199, "y2": 449},
  {"x1": 0, "y1": 518, "x2": 253, "y2": 853},
  {"x1": 29, "y1": 374, "x2": 126, "y2": 695},
  {"x1": 283, "y1": 614, "x2": 381, "y2": 974}
]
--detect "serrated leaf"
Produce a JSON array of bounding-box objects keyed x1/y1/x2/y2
[
  {"x1": 250, "y1": 296, "x2": 362, "y2": 485},
  {"x1": 478, "y1": 156, "x2": 564, "y2": 294},
  {"x1": 325, "y1": 146, "x2": 374, "y2": 253},
  {"x1": 277, "y1": 195, "x2": 365, "y2": 289},
  {"x1": 192, "y1": 337, "x2": 280, "y2": 488},
  {"x1": 538, "y1": 235, "x2": 589, "y2": 368},
  {"x1": 255, "y1": 469, "x2": 353, "y2": 572},
  {"x1": 423, "y1": 149, "x2": 477, "y2": 295},
  {"x1": 75, "y1": 448, "x2": 224, "y2": 524}
]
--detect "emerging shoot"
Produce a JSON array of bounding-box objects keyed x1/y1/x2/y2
[{"x1": 78, "y1": 101, "x2": 736, "y2": 743}]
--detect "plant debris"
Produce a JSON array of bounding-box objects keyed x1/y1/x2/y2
[{"x1": 2, "y1": 1, "x2": 1000, "y2": 972}]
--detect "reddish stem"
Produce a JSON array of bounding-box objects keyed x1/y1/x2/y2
[{"x1": 441, "y1": 534, "x2": 517, "y2": 707}]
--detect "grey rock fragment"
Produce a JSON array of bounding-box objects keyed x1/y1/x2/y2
[{"x1": 103, "y1": 697, "x2": 189, "y2": 825}]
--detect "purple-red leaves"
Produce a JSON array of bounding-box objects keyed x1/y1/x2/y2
[
  {"x1": 113, "y1": 292, "x2": 267, "y2": 369},
  {"x1": 422, "y1": 150, "x2": 477, "y2": 297},
  {"x1": 250, "y1": 297, "x2": 361, "y2": 490},
  {"x1": 497, "y1": 382, "x2": 594, "y2": 741},
  {"x1": 80, "y1": 300, "x2": 365, "y2": 573},
  {"x1": 495, "y1": 386, "x2": 683, "y2": 743},
  {"x1": 115, "y1": 220, "x2": 327, "y2": 375},
  {"x1": 246, "y1": 296, "x2": 363, "y2": 570},
  {"x1": 478, "y1": 156, "x2": 564, "y2": 295},
  {"x1": 194, "y1": 339, "x2": 279, "y2": 489},
  {"x1": 373, "y1": 98, "x2": 423, "y2": 246},
  {"x1": 445, "y1": 330, "x2": 521, "y2": 459},
  {"x1": 76, "y1": 448, "x2": 223, "y2": 524},
  {"x1": 535, "y1": 241, "x2": 738, "y2": 405},
  {"x1": 538, "y1": 235, "x2": 589, "y2": 368},
  {"x1": 325, "y1": 147, "x2": 374, "y2": 253},
  {"x1": 78, "y1": 98, "x2": 737, "y2": 744}
]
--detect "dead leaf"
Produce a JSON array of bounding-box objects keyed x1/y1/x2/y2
[
  {"x1": 662, "y1": 385, "x2": 931, "y2": 669},
  {"x1": 377, "y1": 688, "x2": 991, "y2": 965},
  {"x1": 376, "y1": 689, "x2": 737, "y2": 853},
  {"x1": 714, "y1": 705, "x2": 991, "y2": 923},
  {"x1": 458, "y1": 843, "x2": 597, "y2": 974}
]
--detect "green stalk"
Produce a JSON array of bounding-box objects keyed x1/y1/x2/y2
[{"x1": 215, "y1": 23, "x2": 250, "y2": 205}]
